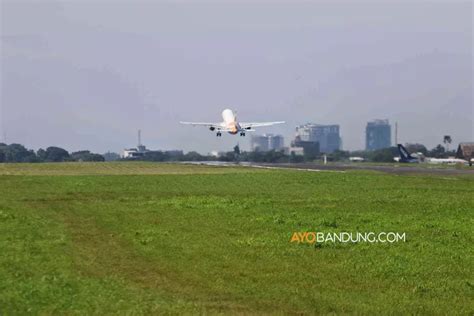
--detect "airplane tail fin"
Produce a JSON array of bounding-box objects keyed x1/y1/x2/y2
[{"x1": 397, "y1": 144, "x2": 414, "y2": 162}]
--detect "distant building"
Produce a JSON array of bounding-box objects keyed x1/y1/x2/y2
[
  {"x1": 456, "y1": 142, "x2": 474, "y2": 163},
  {"x1": 251, "y1": 134, "x2": 284, "y2": 152},
  {"x1": 122, "y1": 129, "x2": 149, "y2": 159},
  {"x1": 209, "y1": 151, "x2": 220, "y2": 157},
  {"x1": 292, "y1": 137, "x2": 320, "y2": 157},
  {"x1": 103, "y1": 152, "x2": 120, "y2": 161},
  {"x1": 295, "y1": 124, "x2": 341, "y2": 153},
  {"x1": 122, "y1": 147, "x2": 147, "y2": 159},
  {"x1": 269, "y1": 135, "x2": 284, "y2": 151},
  {"x1": 366, "y1": 119, "x2": 391, "y2": 150},
  {"x1": 251, "y1": 135, "x2": 268, "y2": 152},
  {"x1": 285, "y1": 147, "x2": 304, "y2": 156}
]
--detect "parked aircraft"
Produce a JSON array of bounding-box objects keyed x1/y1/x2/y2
[{"x1": 396, "y1": 144, "x2": 468, "y2": 164}]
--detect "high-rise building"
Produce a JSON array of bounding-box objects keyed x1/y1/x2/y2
[
  {"x1": 366, "y1": 119, "x2": 391, "y2": 150},
  {"x1": 295, "y1": 124, "x2": 341, "y2": 153},
  {"x1": 251, "y1": 134, "x2": 284, "y2": 152}
]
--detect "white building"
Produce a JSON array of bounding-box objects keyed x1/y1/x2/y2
[
  {"x1": 122, "y1": 146, "x2": 148, "y2": 159},
  {"x1": 122, "y1": 129, "x2": 149, "y2": 159}
]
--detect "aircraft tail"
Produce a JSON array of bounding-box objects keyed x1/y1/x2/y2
[{"x1": 397, "y1": 144, "x2": 415, "y2": 162}]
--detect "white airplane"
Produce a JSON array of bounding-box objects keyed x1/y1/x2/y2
[
  {"x1": 426, "y1": 157, "x2": 469, "y2": 164},
  {"x1": 180, "y1": 109, "x2": 285, "y2": 137},
  {"x1": 396, "y1": 144, "x2": 469, "y2": 165}
]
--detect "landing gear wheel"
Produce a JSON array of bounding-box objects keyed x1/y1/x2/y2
[
  {"x1": 216, "y1": 132, "x2": 222, "y2": 137},
  {"x1": 240, "y1": 132, "x2": 246, "y2": 137}
]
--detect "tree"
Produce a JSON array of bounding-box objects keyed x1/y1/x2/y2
[
  {"x1": 265, "y1": 150, "x2": 288, "y2": 163},
  {"x1": 330, "y1": 150, "x2": 350, "y2": 161},
  {"x1": 143, "y1": 151, "x2": 167, "y2": 161},
  {"x1": 218, "y1": 151, "x2": 236, "y2": 162},
  {"x1": 371, "y1": 147, "x2": 398, "y2": 162},
  {"x1": 405, "y1": 143, "x2": 428, "y2": 156},
  {"x1": 37, "y1": 149, "x2": 47, "y2": 162},
  {"x1": 289, "y1": 152, "x2": 304, "y2": 163},
  {"x1": 45, "y1": 146, "x2": 69, "y2": 162},
  {"x1": 428, "y1": 144, "x2": 446, "y2": 158},
  {"x1": 233, "y1": 144, "x2": 241, "y2": 155},
  {"x1": 3, "y1": 144, "x2": 37, "y2": 162},
  {"x1": 443, "y1": 135, "x2": 452, "y2": 152},
  {"x1": 182, "y1": 151, "x2": 205, "y2": 161},
  {"x1": 0, "y1": 143, "x2": 7, "y2": 162},
  {"x1": 89, "y1": 154, "x2": 105, "y2": 162},
  {"x1": 70, "y1": 151, "x2": 104, "y2": 162},
  {"x1": 241, "y1": 150, "x2": 288, "y2": 163},
  {"x1": 23, "y1": 150, "x2": 40, "y2": 162}
]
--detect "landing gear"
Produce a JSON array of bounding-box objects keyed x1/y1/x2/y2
[
  {"x1": 240, "y1": 132, "x2": 246, "y2": 137},
  {"x1": 216, "y1": 132, "x2": 222, "y2": 137}
]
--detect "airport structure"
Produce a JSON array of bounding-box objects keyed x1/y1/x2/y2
[
  {"x1": 251, "y1": 134, "x2": 284, "y2": 152},
  {"x1": 122, "y1": 129, "x2": 149, "y2": 159},
  {"x1": 295, "y1": 124, "x2": 341, "y2": 153},
  {"x1": 122, "y1": 148, "x2": 146, "y2": 159},
  {"x1": 456, "y1": 142, "x2": 474, "y2": 163},
  {"x1": 123, "y1": 130, "x2": 183, "y2": 159},
  {"x1": 366, "y1": 119, "x2": 391, "y2": 150}
]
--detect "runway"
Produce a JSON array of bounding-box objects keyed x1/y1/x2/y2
[
  {"x1": 184, "y1": 161, "x2": 474, "y2": 176},
  {"x1": 255, "y1": 163, "x2": 474, "y2": 176}
]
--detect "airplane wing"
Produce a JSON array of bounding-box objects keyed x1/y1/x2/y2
[
  {"x1": 240, "y1": 121, "x2": 285, "y2": 129},
  {"x1": 180, "y1": 122, "x2": 220, "y2": 127},
  {"x1": 180, "y1": 122, "x2": 230, "y2": 132}
]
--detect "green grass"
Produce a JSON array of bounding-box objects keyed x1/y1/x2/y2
[
  {"x1": 0, "y1": 161, "x2": 257, "y2": 176},
  {"x1": 0, "y1": 162, "x2": 473, "y2": 314}
]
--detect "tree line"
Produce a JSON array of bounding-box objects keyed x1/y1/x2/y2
[
  {"x1": 0, "y1": 142, "x2": 457, "y2": 164},
  {"x1": 135, "y1": 146, "x2": 397, "y2": 163},
  {"x1": 0, "y1": 143, "x2": 104, "y2": 163}
]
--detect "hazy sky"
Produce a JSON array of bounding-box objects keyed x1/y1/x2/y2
[{"x1": 1, "y1": 1, "x2": 472, "y2": 154}]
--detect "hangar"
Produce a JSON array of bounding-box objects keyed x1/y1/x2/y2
[{"x1": 456, "y1": 142, "x2": 474, "y2": 166}]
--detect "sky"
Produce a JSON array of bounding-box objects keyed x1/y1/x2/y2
[{"x1": 1, "y1": 0, "x2": 472, "y2": 154}]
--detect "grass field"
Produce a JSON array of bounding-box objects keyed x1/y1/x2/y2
[{"x1": 0, "y1": 162, "x2": 473, "y2": 314}]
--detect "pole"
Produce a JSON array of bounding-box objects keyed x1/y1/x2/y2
[{"x1": 395, "y1": 122, "x2": 398, "y2": 145}]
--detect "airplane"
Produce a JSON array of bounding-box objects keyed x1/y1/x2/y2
[
  {"x1": 396, "y1": 144, "x2": 468, "y2": 164},
  {"x1": 396, "y1": 144, "x2": 420, "y2": 163},
  {"x1": 180, "y1": 109, "x2": 285, "y2": 137},
  {"x1": 426, "y1": 157, "x2": 469, "y2": 164}
]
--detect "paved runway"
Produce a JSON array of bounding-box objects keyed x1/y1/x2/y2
[
  {"x1": 185, "y1": 161, "x2": 474, "y2": 176},
  {"x1": 255, "y1": 163, "x2": 474, "y2": 176}
]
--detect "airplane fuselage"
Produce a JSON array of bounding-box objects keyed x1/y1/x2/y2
[{"x1": 222, "y1": 109, "x2": 241, "y2": 135}]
